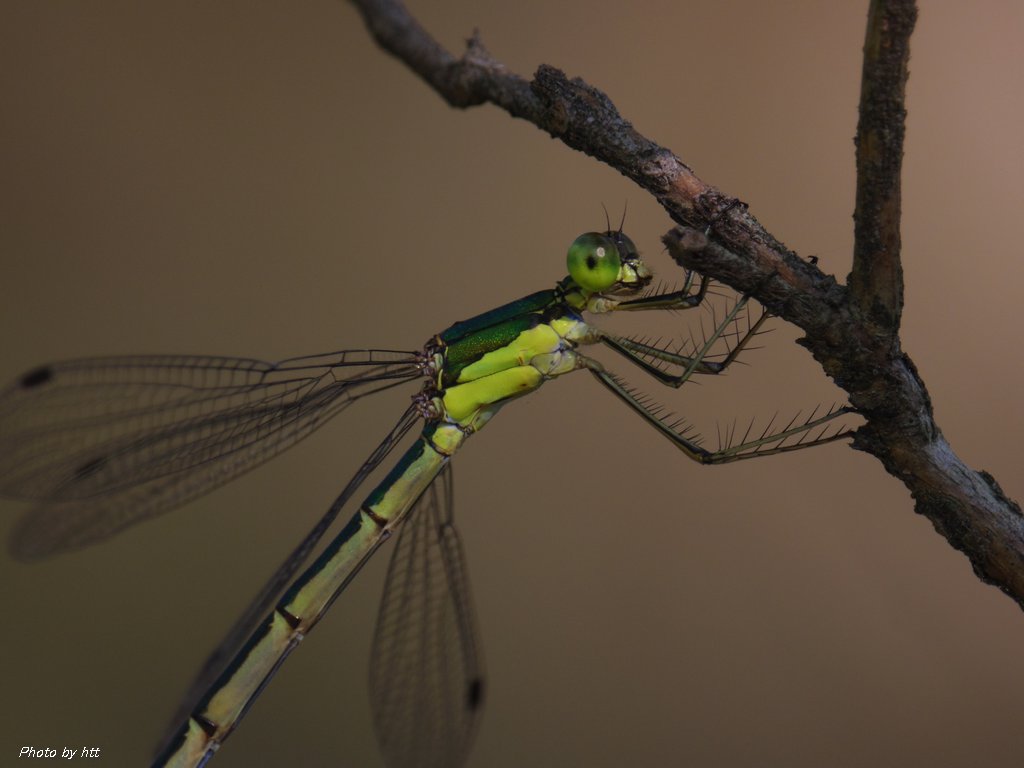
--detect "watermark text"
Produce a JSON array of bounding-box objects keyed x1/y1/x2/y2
[{"x1": 18, "y1": 746, "x2": 101, "y2": 759}]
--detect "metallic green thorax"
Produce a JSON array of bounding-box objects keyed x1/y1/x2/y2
[
  {"x1": 363, "y1": 259, "x2": 630, "y2": 517},
  {"x1": 424, "y1": 230, "x2": 651, "y2": 441},
  {"x1": 431, "y1": 285, "x2": 595, "y2": 434}
]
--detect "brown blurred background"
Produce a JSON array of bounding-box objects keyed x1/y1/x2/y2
[{"x1": 2, "y1": 2, "x2": 1022, "y2": 767}]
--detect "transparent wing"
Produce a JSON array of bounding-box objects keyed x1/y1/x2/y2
[
  {"x1": 370, "y1": 465, "x2": 485, "y2": 768},
  {"x1": 0, "y1": 350, "x2": 422, "y2": 559},
  {"x1": 157, "y1": 404, "x2": 424, "y2": 753}
]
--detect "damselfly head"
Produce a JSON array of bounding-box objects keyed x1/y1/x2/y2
[{"x1": 567, "y1": 231, "x2": 651, "y2": 296}]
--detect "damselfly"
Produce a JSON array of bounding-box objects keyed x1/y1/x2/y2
[{"x1": 0, "y1": 229, "x2": 851, "y2": 767}]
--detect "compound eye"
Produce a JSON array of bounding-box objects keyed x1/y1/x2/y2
[{"x1": 566, "y1": 232, "x2": 621, "y2": 292}]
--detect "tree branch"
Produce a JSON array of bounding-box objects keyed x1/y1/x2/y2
[
  {"x1": 350, "y1": 0, "x2": 1024, "y2": 608},
  {"x1": 850, "y1": 0, "x2": 916, "y2": 337}
]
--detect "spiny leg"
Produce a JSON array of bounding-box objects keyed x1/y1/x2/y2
[
  {"x1": 578, "y1": 247, "x2": 852, "y2": 459},
  {"x1": 609, "y1": 270, "x2": 711, "y2": 312},
  {"x1": 600, "y1": 294, "x2": 770, "y2": 387},
  {"x1": 582, "y1": 292, "x2": 853, "y2": 462},
  {"x1": 585, "y1": 360, "x2": 854, "y2": 464}
]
